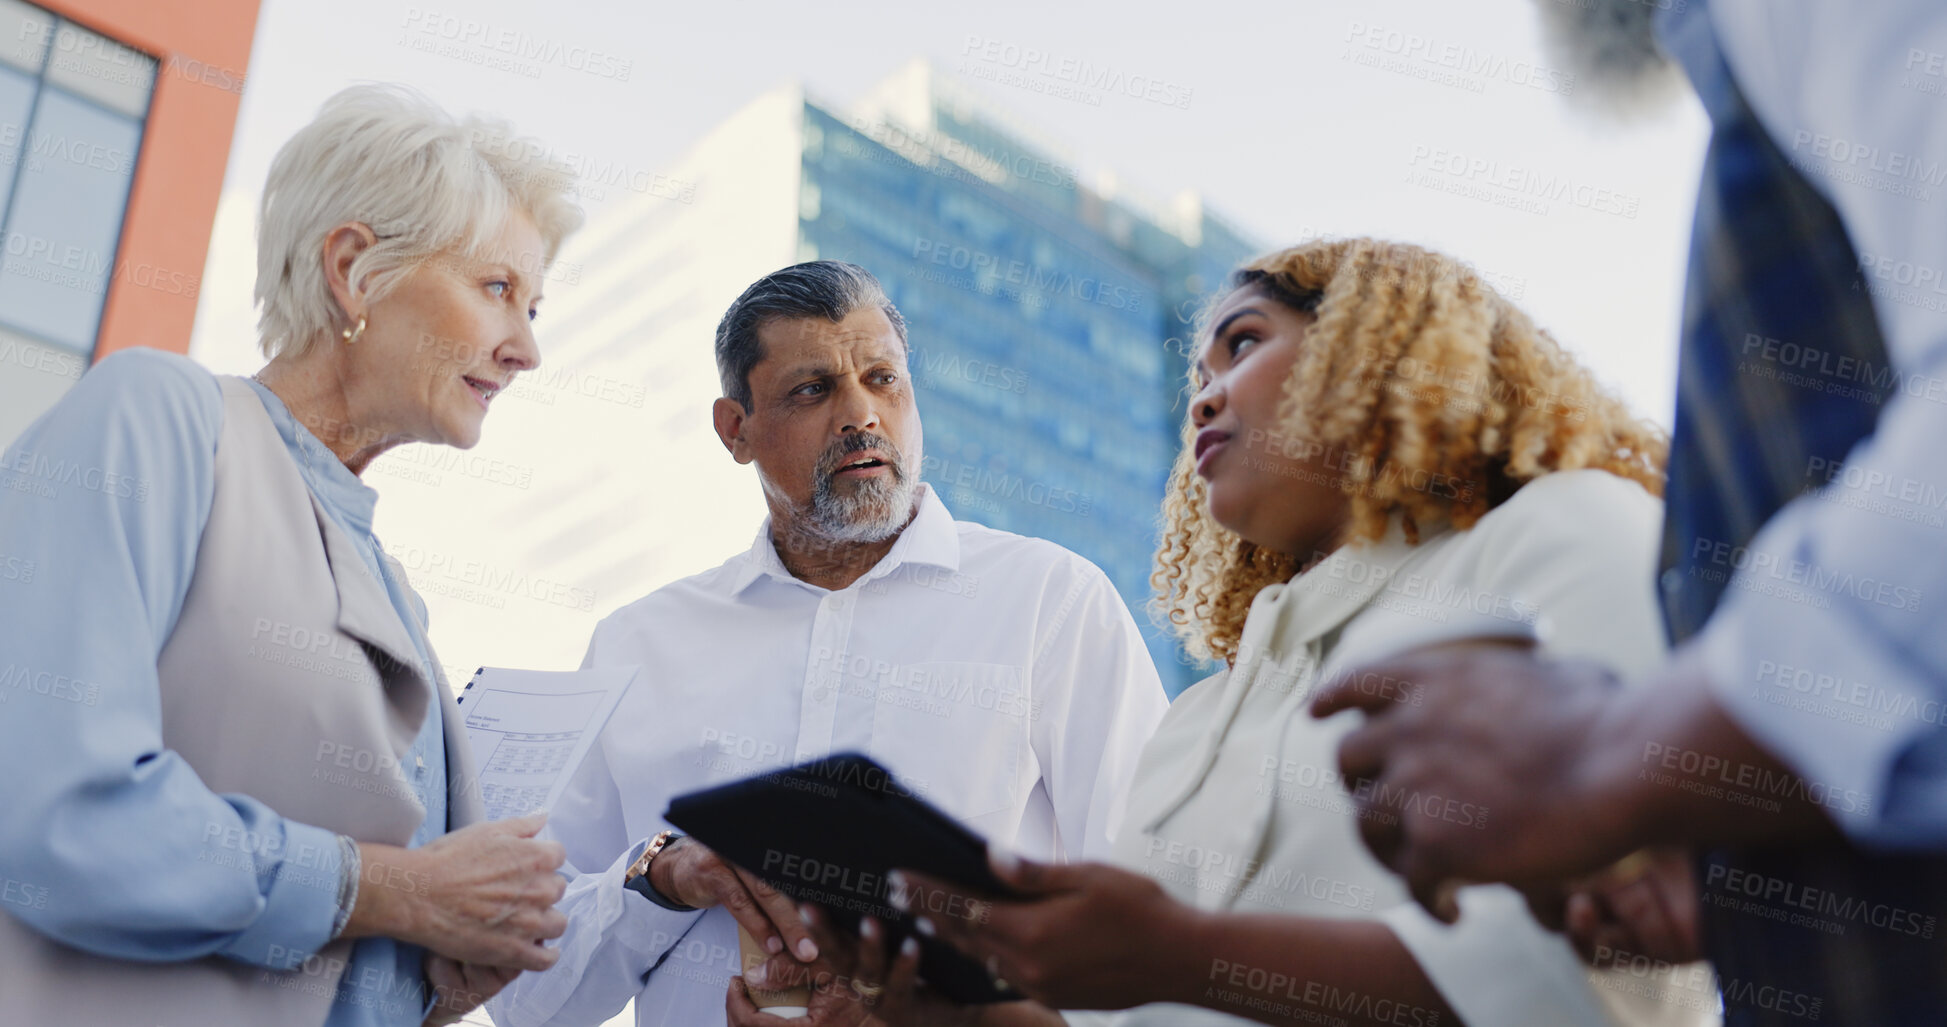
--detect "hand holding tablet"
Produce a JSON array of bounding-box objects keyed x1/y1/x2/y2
[{"x1": 665, "y1": 753, "x2": 1026, "y2": 1004}]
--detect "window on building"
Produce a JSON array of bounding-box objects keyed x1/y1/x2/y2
[{"x1": 0, "y1": 0, "x2": 155, "y2": 357}]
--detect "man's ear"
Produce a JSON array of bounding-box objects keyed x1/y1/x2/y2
[{"x1": 712, "y1": 397, "x2": 754, "y2": 464}]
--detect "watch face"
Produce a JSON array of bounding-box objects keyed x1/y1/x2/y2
[
  {"x1": 626, "y1": 839, "x2": 699, "y2": 912},
  {"x1": 628, "y1": 841, "x2": 659, "y2": 880},
  {"x1": 630, "y1": 834, "x2": 678, "y2": 885}
]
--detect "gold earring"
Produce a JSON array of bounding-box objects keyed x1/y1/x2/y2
[{"x1": 342, "y1": 316, "x2": 367, "y2": 344}]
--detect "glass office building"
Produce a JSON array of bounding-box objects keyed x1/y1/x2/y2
[
  {"x1": 440, "y1": 63, "x2": 1256, "y2": 693},
  {"x1": 803, "y1": 63, "x2": 1257, "y2": 692},
  {"x1": 0, "y1": 0, "x2": 262, "y2": 448},
  {"x1": 0, "y1": 3, "x2": 154, "y2": 354}
]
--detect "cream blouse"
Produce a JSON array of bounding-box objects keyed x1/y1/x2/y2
[{"x1": 1077, "y1": 471, "x2": 1719, "y2": 1027}]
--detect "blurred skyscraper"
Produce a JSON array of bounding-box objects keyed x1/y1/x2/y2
[{"x1": 453, "y1": 60, "x2": 1255, "y2": 694}]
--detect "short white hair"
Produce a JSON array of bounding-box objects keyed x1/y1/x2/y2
[{"x1": 254, "y1": 83, "x2": 585, "y2": 359}]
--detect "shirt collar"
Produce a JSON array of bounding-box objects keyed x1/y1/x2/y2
[
  {"x1": 240, "y1": 377, "x2": 381, "y2": 538},
  {"x1": 1143, "y1": 516, "x2": 1453, "y2": 840},
  {"x1": 1250, "y1": 515, "x2": 1447, "y2": 654},
  {"x1": 728, "y1": 482, "x2": 961, "y2": 595}
]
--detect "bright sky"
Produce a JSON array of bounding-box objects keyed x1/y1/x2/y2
[
  {"x1": 194, "y1": 0, "x2": 1708, "y2": 416},
  {"x1": 188, "y1": 0, "x2": 1715, "y2": 684},
  {"x1": 184, "y1": 2, "x2": 1707, "y2": 1022}
]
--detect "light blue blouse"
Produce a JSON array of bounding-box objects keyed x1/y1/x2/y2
[{"x1": 0, "y1": 348, "x2": 447, "y2": 1026}]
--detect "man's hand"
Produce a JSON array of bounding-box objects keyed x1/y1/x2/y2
[
  {"x1": 421, "y1": 952, "x2": 520, "y2": 1026},
  {"x1": 1310, "y1": 642, "x2": 1838, "y2": 923},
  {"x1": 344, "y1": 812, "x2": 568, "y2": 971},
  {"x1": 652, "y1": 837, "x2": 821, "y2": 963},
  {"x1": 1309, "y1": 645, "x2": 1639, "y2": 918},
  {"x1": 891, "y1": 853, "x2": 1200, "y2": 1012}
]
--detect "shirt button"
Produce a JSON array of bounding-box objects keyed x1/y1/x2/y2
[
  {"x1": 1660, "y1": 568, "x2": 1683, "y2": 593},
  {"x1": 814, "y1": 686, "x2": 832, "y2": 701}
]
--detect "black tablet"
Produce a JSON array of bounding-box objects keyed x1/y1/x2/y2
[{"x1": 665, "y1": 752, "x2": 1025, "y2": 1004}]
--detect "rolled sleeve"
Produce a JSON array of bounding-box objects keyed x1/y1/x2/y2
[
  {"x1": 215, "y1": 818, "x2": 345, "y2": 969},
  {"x1": 1695, "y1": 461, "x2": 1947, "y2": 848},
  {"x1": 1380, "y1": 888, "x2": 1613, "y2": 1025},
  {"x1": 1692, "y1": 327, "x2": 1947, "y2": 847}
]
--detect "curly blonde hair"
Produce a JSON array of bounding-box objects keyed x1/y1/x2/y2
[{"x1": 1151, "y1": 237, "x2": 1667, "y2": 666}]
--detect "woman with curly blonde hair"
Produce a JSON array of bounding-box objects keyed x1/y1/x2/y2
[
  {"x1": 794, "y1": 239, "x2": 1715, "y2": 1027},
  {"x1": 1152, "y1": 236, "x2": 1664, "y2": 667}
]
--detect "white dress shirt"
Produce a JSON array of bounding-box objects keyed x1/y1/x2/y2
[
  {"x1": 1073, "y1": 471, "x2": 1716, "y2": 1027},
  {"x1": 1680, "y1": 1, "x2": 1947, "y2": 846},
  {"x1": 488, "y1": 483, "x2": 1168, "y2": 1026}
]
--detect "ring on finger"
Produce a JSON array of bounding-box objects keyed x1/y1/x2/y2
[
  {"x1": 855, "y1": 981, "x2": 886, "y2": 1002},
  {"x1": 986, "y1": 953, "x2": 1009, "y2": 990}
]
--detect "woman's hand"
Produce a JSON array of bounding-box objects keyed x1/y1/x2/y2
[
  {"x1": 1561, "y1": 847, "x2": 1703, "y2": 966},
  {"x1": 420, "y1": 952, "x2": 520, "y2": 1026},
  {"x1": 343, "y1": 811, "x2": 569, "y2": 972},
  {"x1": 734, "y1": 906, "x2": 1069, "y2": 1027},
  {"x1": 728, "y1": 910, "x2": 962, "y2": 1027},
  {"x1": 893, "y1": 853, "x2": 1203, "y2": 1012}
]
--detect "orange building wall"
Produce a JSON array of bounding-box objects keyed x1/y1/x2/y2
[{"x1": 37, "y1": 0, "x2": 260, "y2": 361}]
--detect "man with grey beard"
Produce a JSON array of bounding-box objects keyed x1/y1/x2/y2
[
  {"x1": 1320, "y1": 1, "x2": 1947, "y2": 1023},
  {"x1": 489, "y1": 261, "x2": 1167, "y2": 1027}
]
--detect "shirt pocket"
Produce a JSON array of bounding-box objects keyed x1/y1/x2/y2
[{"x1": 866, "y1": 660, "x2": 1029, "y2": 822}]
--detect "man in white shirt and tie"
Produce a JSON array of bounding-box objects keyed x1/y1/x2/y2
[{"x1": 489, "y1": 260, "x2": 1169, "y2": 1027}]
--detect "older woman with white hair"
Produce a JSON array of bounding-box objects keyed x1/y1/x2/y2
[{"x1": 0, "y1": 85, "x2": 583, "y2": 1027}]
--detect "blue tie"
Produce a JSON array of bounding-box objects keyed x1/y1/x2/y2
[
  {"x1": 1656, "y1": 27, "x2": 1890, "y2": 642},
  {"x1": 1657, "y1": 11, "x2": 1947, "y2": 1025}
]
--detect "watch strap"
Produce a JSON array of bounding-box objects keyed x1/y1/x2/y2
[{"x1": 623, "y1": 830, "x2": 699, "y2": 912}]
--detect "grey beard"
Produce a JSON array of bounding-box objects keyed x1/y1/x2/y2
[
  {"x1": 763, "y1": 459, "x2": 918, "y2": 545},
  {"x1": 1530, "y1": 0, "x2": 1688, "y2": 120},
  {"x1": 806, "y1": 465, "x2": 916, "y2": 543}
]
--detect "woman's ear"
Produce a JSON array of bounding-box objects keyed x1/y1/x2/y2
[{"x1": 321, "y1": 221, "x2": 380, "y2": 326}]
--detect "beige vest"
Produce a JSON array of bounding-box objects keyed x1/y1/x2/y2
[{"x1": 0, "y1": 377, "x2": 484, "y2": 1027}]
